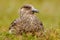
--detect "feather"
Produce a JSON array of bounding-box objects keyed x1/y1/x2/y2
[{"x1": 9, "y1": 4, "x2": 44, "y2": 36}]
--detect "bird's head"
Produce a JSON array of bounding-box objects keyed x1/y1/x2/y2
[{"x1": 20, "y1": 4, "x2": 39, "y2": 14}]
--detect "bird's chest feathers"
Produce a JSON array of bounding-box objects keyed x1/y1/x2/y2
[
  {"x1": 29, "y1": 15, "x2": 34, "y2": 23},
  {"x1": 21, "y1": 14, "x2": 37, "y2": 26},
  {"x1": 26, "y1": 14, "x2": 36, "y2": 25}
]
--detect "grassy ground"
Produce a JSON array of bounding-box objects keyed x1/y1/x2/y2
[{"x1": 0, "y1": 0, "x2": 60, "y2": 40}]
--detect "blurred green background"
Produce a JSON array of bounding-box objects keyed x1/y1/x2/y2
[{"x1": 0, "y1": 0, "x2": 60, "y2": 40}]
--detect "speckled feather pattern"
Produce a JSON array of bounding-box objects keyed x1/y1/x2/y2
[{"x1": 9, "y1": 4, "x2": 44, "y2": 35}]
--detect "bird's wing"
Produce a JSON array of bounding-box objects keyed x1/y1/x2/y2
[{"x1": 9, "y1": 18, "x2": 22, "y2": 34}]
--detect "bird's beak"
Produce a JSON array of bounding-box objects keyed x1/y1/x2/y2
[{"x1": 32, "y1": 8, "x2": 39, "y2": 13}]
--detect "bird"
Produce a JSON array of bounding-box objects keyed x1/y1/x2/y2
[{"x1": 9, "y1": 4, "x2": 44, "y2": 36}]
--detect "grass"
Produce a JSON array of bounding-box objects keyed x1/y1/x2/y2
[{"x1": 0, "y1": 0, "x2": 60, "y2": 40}]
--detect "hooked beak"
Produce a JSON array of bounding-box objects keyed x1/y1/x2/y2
[{"x1": 32, "y1": 8, "x2": 39, "y2": 13}]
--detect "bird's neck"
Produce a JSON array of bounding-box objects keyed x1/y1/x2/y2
[{"x1": 20, "y1": 13, "x2": 35, "y2": 19}]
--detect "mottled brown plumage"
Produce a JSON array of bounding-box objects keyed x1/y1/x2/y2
[{"x1": 9, "y1": 4, "x2": 44, "y2": 36}]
